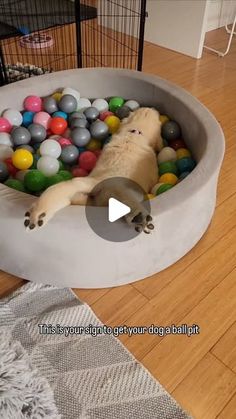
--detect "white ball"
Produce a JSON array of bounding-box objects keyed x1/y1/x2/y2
[
  {"x1": 0, "y1": 145, "x2": 13, "y2": 160},
  {"x1": 15, "y1": 170, "x2": 29, "y2": 182},
  {"x1": 157, "y1": 147, "x2": 177, "y2": 164},
  {"x1": 2, "y1": 109, "x2": 23, "y2": 126},
  {"x1": 151, "y1": 183, "x2": 164, "y2": 195},
  {"x1": 76, "y1": 98, "x2": 91, "y2": 111},
  {"x1": 37, "y1": 156, "x2": 59, "y2": 176},
  {"x1": 62, "y1": 87, "x2": 80, "y2": 102},
  {"x1": 0, "y1": 133, "x2": 13, "y2": 147},
  {"x1": 124, "y1": 100, "x2": 140, "y2": 111},
  {"x1": 40, "y1": 139, "x2": 61, "y2": 159},
  {"x1": 92, "y1": 98, "x2": 109, "y2": 113}
]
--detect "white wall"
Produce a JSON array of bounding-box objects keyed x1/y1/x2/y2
[{"x1": 206, "y1": 0, "x2": 236, "y2": 31}]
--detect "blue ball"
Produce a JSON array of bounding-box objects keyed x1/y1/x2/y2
[
  {"x1": 176, "y1": 157, "x2": 196, "y2": 173},
  {"x1": 179, "y1": 171, "x2": 190, "y2": 181},
  {"x1": 22, "y1": 111, "x2": 35, "y2": 127},
  {"x1": 53, "y1": 111, "x2": 68, "y2": 120}
]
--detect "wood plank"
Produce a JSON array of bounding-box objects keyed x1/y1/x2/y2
[
  {"x1": 211, "y1": 323, "x2": 236, "y2": 374},
  {"x1": 217, "y1": 394, "x2": 236, "y2": 419},
  {"x1": 0, "y1": 272, "x2": 26, "y2": 297},
  {"x1": 73, "y1": 287, "x2": 110, "y2": 306}
]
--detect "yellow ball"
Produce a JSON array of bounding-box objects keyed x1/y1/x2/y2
[
  {"x1": 52, "y1": 92, "x2": 62, "y2": 102},
  {"x1": 159, "y1": 115, "x2": 170, "y2": 125},
  {"x1": 176, "y1": 148, "x2": 191, "y2": 159},
  {"x1": 12, "y1": 149, "x2": 33, "y2": 170},
  {"x1": 145, "y1": 193, "x2": 155, "y2": 200},
  {"x1": 86, "y1": 138, "x2": 102, "y2": 151},
  {"x1": 159, "y1": 173, "x2": 178, "y2": 186},
  {"x1": 105, "y1": 115, "x2": 120, "y2": 134}
]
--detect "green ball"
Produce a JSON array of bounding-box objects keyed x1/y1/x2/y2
[
  {"x1": 4, "y1": 179, "x2": 25, "y2": 192},
  {"x1": 24, "y1": 170, "x2": 46, "y2": 192},
  {"x1": 109, "y1": 97, "x2": 124, "y2": 113},
  {"x1": 156, "y1": 184, "x2": 173, "y2": 195},
  {"x1": 45, "y1": 174, "x2": 64, "y2": 188},
  {"x1": 30, "y1": 154, "x2": 40, "y2": 169},
  {"x1": 58, "y1": 170, "x2": 73, "y2": 181},
  {"x1": 158, "y1": 161, "x2": 178, "y2": 176},
  {"x1": 58, "y1": 160, "x2": 65, "y2": 170}
]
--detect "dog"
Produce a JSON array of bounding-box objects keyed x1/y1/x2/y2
[{"x1": 24, "y1": 107, "x2": 163, "y2": 233}]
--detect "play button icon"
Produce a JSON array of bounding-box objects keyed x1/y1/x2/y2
[
  {"x1": 85, "y1": 177, "x2": 151, "y2": 242},
  {"x1": 108, "y1": 198, "x2": 131, "y2": 222}
]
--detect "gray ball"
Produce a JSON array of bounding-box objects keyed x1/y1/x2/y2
[
  {"x1": 0, "y1": 161, "x2": 9, "y2": 182},
  {"x1": 68, "y1": 112, "x2": 86, "y2": 124},
  {"x1": 43, "y1": 96, "x2": 58, "y2": 114},
  {"x1": 71, "y1": 127, "x2": 91, "y2": 147},
  {"x1": 70, "y1": 118, "x2": 89, "y2": 129},
  {"x1": 161, "y1": 121, "x2": 181, "y2": 141},
  {"x1": 115, "y1": 105, "x2": 130, "y2": 120},
  {"x1": 59, "y1": 94, "x2": 77, "y2": 113},
  {"x1": 84, "y1": 107, "x2": 99, "y2": 123},
  {"x1": 28, "y1": 123, "x2": 47, "y2": 143},
  {"x1": 90, "y1": 120, "x2": 109, "y2": 141},
  {"x1": 17, "y1": 144, "x2": 34, "y2": 153},
  {"x1": 124, "y1": 100, "x2": 140, "y2": 111},
  {"x1": 60, "y1": 145, "x2": 79, "y2": 165},
  {"x1": 11, "y1": 127, "x2": 31, "y2": 146}
]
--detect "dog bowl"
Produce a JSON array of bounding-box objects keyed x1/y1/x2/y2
[{"x1": 0, "y1": 69, "x2": 225, "y2": 288}]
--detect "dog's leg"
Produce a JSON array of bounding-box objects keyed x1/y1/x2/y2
[{"x1": 24, "y1": 177, "x2": 97, "y2": 230}]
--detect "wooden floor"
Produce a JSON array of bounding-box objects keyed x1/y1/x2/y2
[{"x1": 1, "y1": 28, "x2": 236, "y2": 419}]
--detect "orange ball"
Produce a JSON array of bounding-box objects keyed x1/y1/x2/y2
[
  {"x1": 49, "y1": 117, "x2": 67, "y2": 135},
  {"x1": 159, "y1": 173, "x2": 178, "y2": 186}
]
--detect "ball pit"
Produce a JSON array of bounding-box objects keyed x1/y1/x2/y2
[{"x1": 0, "y1": 69, "x2": 224, "y2": 288}]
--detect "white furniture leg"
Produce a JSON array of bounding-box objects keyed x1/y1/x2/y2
[{"x1": 204, "y1": 13, "x2": 236, "y2": 57}]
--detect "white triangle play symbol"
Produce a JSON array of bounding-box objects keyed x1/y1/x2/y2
[{"x1": 108, "y1": 198, "x2": 131, "y2": 223}]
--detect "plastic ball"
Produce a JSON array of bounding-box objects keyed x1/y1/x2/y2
[
  {"x1": 78, "y1": 151, "x2": 97, "y2": 172},
  {"x1": 145, "y1": 194, "x2": 155, "y2": 200},
  {"x1": 33, "y1": 111, "x2": 51, "y2": 129},
  {"x1": 2, "y1": 109, "x2": 23, "y2": 126},
  {"x1": 49, "y1": 117, "x2": 67, "y2": 135},
  {"x1": 45, "y1": 174, "x2": 64, "y2": 188},
  {"x1": 76, "y1": 97, "x2": 91, "y2": 111},
  {"x1": 0, "y1": 133, "x2": 13, "y2": 147},
  {"x1": 40, "y1": 139, "x2": 61, "y2": 159},
  {"x1": 43, "y1": 96, "x2": 58, "y2": 114},
  {"x1": 159, "y1": 173, "x2": 178, "y2": 186},
  {"x1": 0, "y1": 145, "x2": 13, "y2": 160},
  {"x1": 53, "y1": 111, "x2": 68, "y2": 120},
  {"x1": 24, "y1": 95, "x2": 42, "y2": 112},
  {"x1": 12, "y1": 149, "x2": 33, "y2": 170},
  {"x1": 109, "y1": 97, "x2": 124, "y2": 113},
  {"x1": 176, "y1": 157, "x2": 196, "y2": 173},
  {"x1": 24, "y1": 170, "x2": 46, "y2": 192},
  {"x1": 84, "y1": 107, "x2": 99, "y2": 123},
  {"x1": 151, "y1": 183, "x2": 164, "y2": 195},
  {"x1": 0, "y1": 117, "x2": 12, "y2": 133},
  {"x1": 4, "y1": 179, "x2": 25, "y2": 192},
  {"x1": 68, "y1": 111, "x2": 86, "y2": 124},
  {"x1": 62, "y1": 87, "x2": 80, "y2": 102},
  {"x1": 90, "y1": 120, "x2": 109, "y2": 141},
  {"x1": 58, "y1": 170, "x2": 73, "y2": 181},
  {"x1": 63, "y1": 128, "x2": 71, "y2": 139},
  {"x1": 115, "y1": 105, "x2": 130, "y2": 120},
  {"x1": 104, "y1": 115, "x2": 120, "y2": 134},
  {"x1": 158, "y1": 161, "x2": 178, "y2": 176},
  {"x1": 99, "y1": 111, "x2": 113, "y2": 121},
  {"x1": 70, "y1": 118, "x2": 89, "y2": 129},
  {"x1": 52, "y1": 92, "x2": 62, "y2": 102},
  {"x1": 124, "y1": 100, "x2": 140, "y2": 111},
  {"x1": 161, "y1": 121, "x2": 181, "y2": 141},
  {"x1": 86, "y1": 138, "x2": 102, "y2": 151},
  {"x1": 11, "y1": 127, "x2": 31, "y2": 146},
  {"x1": 60, "y1": 145, "x2": 79, "y2": 165},
  {"x1": 176, "y1": 148, "x2": 191, "y2": 159},
  {"x1": 92, "y1": 99, "x2": 109, "y2": 113},
  {"x1": 58, "y1": 160, "x2": 65, "y2": 170},
  {"x1": 28, "y1": 123, "x2": 47, "y2": 143},
  {"x1": 59, "y1": 94, "x2": 77, "y2": 113},
  {"x1": 4, "y1": 158, "x2": 18, "y2": 176},
  {"x1": 15, "y1": 170, "x2": 29, "y2": 182},
  {"x1": 22, "y1": 111, "x2": 35, "y2": 127},
  {"x1": 71, "y1": 166, "x2": 88, "y2": 177},
  {"x1": 0, "y1": 161, "x2": 9, "y2": 182},
  {"x1": 156, "y1": 183, "x2": 173, "y2": 195},
  {"x1": 71, "y1": 127, "x2": 91, "y2": 147},
  {"x1": 93, "y1": 149, "x2": 102, "y2": 158},
  {"x1": 57, "y1": 137, "x2": 72, "y2": 148},
  {"x1": 17, "y1": 145, "x2": 34, "y2": 153},
  {"x1": 179, "y1": 171, "x2": 190, "y2": 181},
  {"x1": 157, "y1": 147, "x2": 177, "y2": 164},
  {"x1": 169, "y1": 139, "x2": 186, "y2": 150},
  {"x1": 159, "y1": 115, "x2": 169, "y2": 125},
  {"x1": 37, "y1": 156, "x2": 60, "y2": 176}
]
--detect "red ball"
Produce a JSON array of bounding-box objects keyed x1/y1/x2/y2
[
  {"x1": 78, "y1": 151, "x2": 97, "y2": 172},
  {"x1": 99, "y1": 111, "x2": 114, "y2": 121},
  {"x1": 93, "y1": 149, "x2": 102, "y2": 158},
  {"x1": 0, "y1": 117, "x2": 12, "y2": 133},
  {"x1": 169, "y1": 139, "x2": 186, "y2": 150},
  {"x1": 4, "y1": 158, "x2": 18, "y2": 176},
  {"x1": 49, "y1": 117, "x2": 68, "y2": 135},
  {"x1": 71, "y1": 166, "x2": 88, "y2": 177}
]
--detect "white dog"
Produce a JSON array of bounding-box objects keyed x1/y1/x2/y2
[{"x1": 24, "y1": 107, "x2": 163, "y2": 233}]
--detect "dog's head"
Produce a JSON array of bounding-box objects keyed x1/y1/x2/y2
[{"x1": 119, "y1": 107, "x2": 163, "y2": 152}]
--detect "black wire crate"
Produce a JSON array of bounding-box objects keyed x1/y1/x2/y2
[{"x1": 0, "y1": 0, "x2": 146, "y2": 86}]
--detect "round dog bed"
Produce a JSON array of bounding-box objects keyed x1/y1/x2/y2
[{"x1": 0, "y1": 69, "x2": 225, "y2": 288}]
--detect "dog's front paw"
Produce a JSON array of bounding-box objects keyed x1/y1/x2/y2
[
  {"x1": 132, "y1": 213, "x2": 154, "y2": 234},
  {"x1": 24, "y1": 206, "x2": 48, "y2": 231}
]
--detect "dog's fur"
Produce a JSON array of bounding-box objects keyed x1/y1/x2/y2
[{"x1": 24, "y1": 107, "x2": 163, "y2": 233}]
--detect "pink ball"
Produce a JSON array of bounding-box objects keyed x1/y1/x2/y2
[
  {"x1": 57, "y1": 137, "x2": 72, "y2": 148},
  {"x1": 0, "y1": 117, "x2": 12, "y2": 133},
  {"x1": 33, "y1": 111, "x2": 51, "y2": 129},
  {"x1": 99, "y1": 111, "x2": 114, "y2": 121},
  {"x1": 78, "y1": 151, "x2": 97, "y2": 172},
  {"x1": 24, "y1": 95, "x2": 42, "y2": 112},
  {"x1": 71, "y1": 166, "x2": 88, "y2": 177}
]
